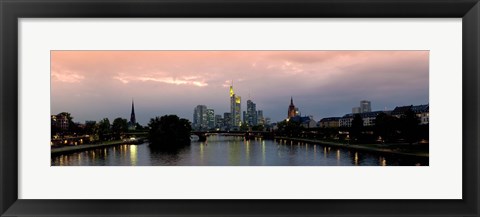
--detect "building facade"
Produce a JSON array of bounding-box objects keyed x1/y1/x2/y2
[
  {"x1": 207, "y1": 109, "x2": 215, "y2": 129},
  {"x1": 319, "y1": 117, "x2": 341, "y2": 128},
  {"x1": 193, "y1": 105, "x2": 208, "y2": 130},
  {"x1": 245, "y1": 99, "x2": 258, "y2": 126},
  {"x1": 360, "y1": 100, "x2": 372, "y2": 113}
]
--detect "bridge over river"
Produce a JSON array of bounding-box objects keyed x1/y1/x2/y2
[{"x1": 191, "y1": 130, "x2": 274, "y2": 142}]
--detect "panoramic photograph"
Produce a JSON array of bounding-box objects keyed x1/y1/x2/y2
[{"x1": 50, "y1": 51, "x2": 429, "y2": 166}]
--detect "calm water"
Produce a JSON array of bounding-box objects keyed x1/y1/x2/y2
[{"x1": 51, "y1": 135, "x2": 427, "y2": 166}]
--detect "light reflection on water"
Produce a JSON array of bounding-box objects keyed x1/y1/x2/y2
[{"x1": 51, "y1": 135, "x2": 428, "y2": 166}]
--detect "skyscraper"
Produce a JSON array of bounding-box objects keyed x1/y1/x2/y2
[
  {"x1": 257, "y1": 110, "x2": 264, "y2": 125},
  {"x1": 193, "y1": 105, "x2": 208, "y2": 130},
  {"x1": 229, "y1": 83, "x2": 241, "y2": 129},
  {"x1": 128, "y1": 100, "x2": 136, "y2": 130},
  {"x1": 352, "y1": 100, "x2": 371, "y2": 114},
  {"x1": 207, "y1": 109, "x2": 215, "y2": 129},
  {"x1": 246, "y1": 99, "x2": 257, "y2": 126},
  {"x1": 223, "y1": 112, "x2": 232, "y2": 130},
  {"x1": 360, "y1": 100, "x2": 371, "y2": 113}
]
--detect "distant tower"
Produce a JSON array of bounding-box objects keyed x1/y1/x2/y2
[
  {"x1": 288, "y1": 97, "x2": 297, "y2": 118},
  {"x1": 229, "y1": 82, "x2": 241, "y2": 129},
  {"x1": 129, "y1": 99, "x2": 136, "y2": 130}
]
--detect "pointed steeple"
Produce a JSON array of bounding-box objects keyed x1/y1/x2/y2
[
  {"x1": 290, "y1": 97, "x2": 294, "y2": 106},
  {"x1": 130, "y1": 99, "x2": 136, "y2": 125}
]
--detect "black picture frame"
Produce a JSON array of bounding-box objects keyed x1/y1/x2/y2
[{"x1": 1, "y1": 0, "x2": 479, "y2": 216}]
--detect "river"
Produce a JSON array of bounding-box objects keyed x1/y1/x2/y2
[{"x1": 51, "y1": 135, "x2": 428, "y2": 166}]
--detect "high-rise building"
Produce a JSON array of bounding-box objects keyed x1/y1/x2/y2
[
  {"x1": 128, "y1": 100, "x2": 136, "y2": 130},
  {"x1": 246, "y1": 99, "x2": 257, "y2": 126},
  {"x1": 193, "y1": 105, "x2": 208, "y2": 130},
  {"x1": 288, "y1": 97, "x2": 298, "y2": 118},
  {"x1": 223, "y1": 112, "x2": 232, "y2": 130},
  {"x1": 352, "y1": 100, "x2": 372, "y2": 114},
  {"x1": 257, "y1": 110, "x2": 264, "y2": 125},
  {"x1": 207, "y1": 109, "x2": 215, "y2": 129},
  {"x1": 360, "y1": 100, "x2": 371, "y2": 113},
  {"x1": 229, "y1": 83, "x2": 241, "y2": 129},
  {"x1": 215, "y1": 115, "x2": 223, "y2": 129}
]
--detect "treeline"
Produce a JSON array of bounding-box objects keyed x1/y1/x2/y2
[
  {"x1": 51, "y1": 112, "x2": 145, "y2": 142},
  {"x1": 276, "y1": 110, "x2": 428, "y2": 144},
  {"x1": 147, "y1": 115, "x2": 192, "y2": 150}
]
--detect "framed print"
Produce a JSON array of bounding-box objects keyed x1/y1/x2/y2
[{"x1": 1, "y1": 0, "x2": 479, "y2": 216}]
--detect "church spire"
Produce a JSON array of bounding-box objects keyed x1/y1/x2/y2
[
  {"x1": 290, "y1": 96, "x2": 294, "y2": 106},
  {"x1": 130, "y1": 99, "x2": 136, "y2": 126}
]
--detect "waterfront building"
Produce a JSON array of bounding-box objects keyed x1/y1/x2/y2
[
  {"x1": 412, "y1": 104, "x2": 429, "y2": 125},
  {"x1": 193, "y1": 105, "x2": 208, "y2": 130},
  {"x1": 229, "y1": 84, "x2": 241, "y2": 129},
  {"x1": 391, "y1": 104, "x2": 429, "y2": 125},
  {"x1": 128, "y1": 100, "x2": 137, "y2": 130},
  {"x1": 340, "y1": 111, "x2": 388, "y2": 127},
  {"x1": 289, "y1": 115, "x2": 317, "y2": 128},
  {"x1": 51, "y1": 112, "x2": 69, "y2": 131},
  {"x1": 319, "y1": 117, "x2": 341, "y2": 128}
]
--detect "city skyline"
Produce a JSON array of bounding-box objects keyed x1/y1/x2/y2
[{"x1": 51, "y1": 51, "x2": 429, "y2": 125}]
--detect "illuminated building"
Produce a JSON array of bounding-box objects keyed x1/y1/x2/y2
[
  {"x1": 360, "y1": 100, "x2": 372, "y2": 113},
  {"x1": 229, "y1": 83, "x2": 241, "y2": 129},
  {"x1": 257, "y1": 110, "x2": 264, "y2": 125},
  {"x1": 207, "y1": 109, "x2": 215, "y2": 129},
  {"x1": 193, "y1": 105, "x2": 208, "y2": 130}
]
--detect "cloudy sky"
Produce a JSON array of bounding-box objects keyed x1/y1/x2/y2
[{"x1": 51, "y1": 51, "x2": 429, "y2": 125}]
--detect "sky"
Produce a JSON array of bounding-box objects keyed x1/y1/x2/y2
[{"x1": 51, "y1": 51, "x2": 429, "y2": 125}]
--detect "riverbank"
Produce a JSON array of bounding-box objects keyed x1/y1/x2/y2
[
  {"x1": 51, "y1": 138, "x2": 146, "y2": 156},
  {"x1": 275, "y1": 137, "x2": 429, "y2": 158}
]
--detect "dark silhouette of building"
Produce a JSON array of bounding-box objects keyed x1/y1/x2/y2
[
  {"x1": 288, "y1": 97, "x2": 297, "y2": 118},
  {"x1": 129, "y1": 100, "x2": 136, "y2": 130}
]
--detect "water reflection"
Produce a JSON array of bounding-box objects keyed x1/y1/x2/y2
[{"x1": 51, "y1": 135, "x2": 428, "y2": 166}]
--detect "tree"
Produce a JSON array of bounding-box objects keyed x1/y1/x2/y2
[
  {"x1": 239, "y1": 123, "x2": 249, "y2": 131},
  {"x1": 374, "y1": 112, "x2": 399, "y2": 143},
  {"x1": 84, "y1": 121, "x2": 99, "y2": 142},
  {"x1": 400, "y1": 109, "x2": 420, "y2": 144},
  {"x1": 135, "y1": 123, "x2": 144, "y2": 131},
  {"x1": 148, "y1": 115, "x2": 192, "y2": 149},
  {"x1": 98, "y1": 118, "x2": 111, "y2": 141},
  {"x1": 112, "y1": 118, "x2": 128, "y2": 139},
  {"x1": 350, "y1": 114, "x2": 364, "y2": 143},
  {"x1": 276, "y1": 120, "x2": 303, "y2": 137},
  {"x1": 251, "y1": 124, "x2": 265, "y2": 132}
]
